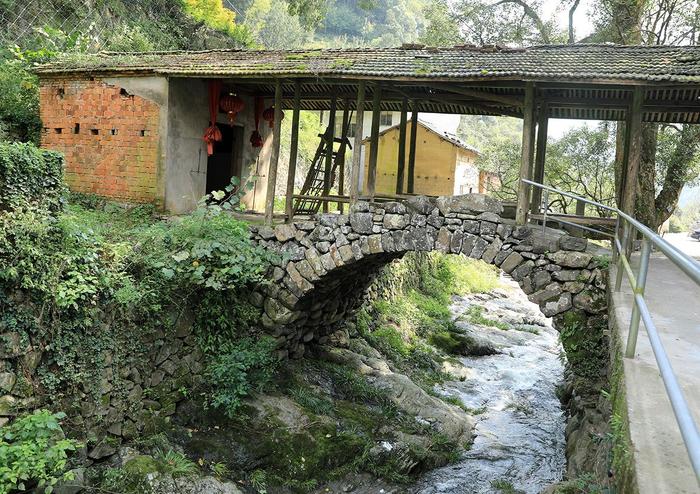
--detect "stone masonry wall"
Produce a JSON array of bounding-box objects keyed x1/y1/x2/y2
[
  {"x1": 249, "y1": 194, "x2": 609, "y2": 359},
  {"x1": 39, "y1": 77, "x2": 162, "y2": 204},
  {"x1": 0, "y1": 307, "x2": 202, "y2": 460}
]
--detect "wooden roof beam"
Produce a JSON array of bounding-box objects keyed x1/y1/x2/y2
[{"x1": 424, "y1": 83, "x2": 523, "y2": 107}]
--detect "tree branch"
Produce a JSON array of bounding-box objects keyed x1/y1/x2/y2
[
  {"x1": 492, "y1": 0, "x2": 550, "y2": 43},
  {"x1": 568, "y1": 0, "x2": 582, "y2": 43}
]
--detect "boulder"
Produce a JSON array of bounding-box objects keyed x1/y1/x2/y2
[
  {"x1": 559, "y1": 235, "x2": 588, "y2": 252},
  {"x1": 542, "y1": 292, "x2": 573, "y2": 317},
  {"x1": 273, "y1": 223, "x2": 296, "y2": 242},
  {"x1": 529, "y1": 282, "x2": 564, "y2": 305},
  {"x1": 436, "y1": 194, "x2": 503, "y2": 215},
  {"x1": 321, "y1": 347, "x2": 474, "y2": 445},
  {"x1": 501, "y1": 252, "x2": 524, "y2": 274},
  {"x1": 547, "y1": 251, "x2": 593, "y2": 269},
  {"x1": 0, "y1": 395, "x2": 16, "y2": 416},
  {"x1": 405, "y1": 195, "x2": 436, "y2": 214},
  {"x1": 383, "y1": 201, "x2": 407, "y2": 214},
  {"x1": 573, "y1": 290, "x2": 607, "y2": 314},
  {"x1": 383, "y1": 213, "x2": 408, "y2": 230},
  {"x1": 435, "y1": 228, "x2": 451, "y2": 253},
  {"x1": 349, "y1": 212, "x2": 374, "y2": 234},
  {"x1": 0, "y1": 372, "x2": 16, "y2": 393}
]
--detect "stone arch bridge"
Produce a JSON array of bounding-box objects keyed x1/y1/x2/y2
[{"x1": 249, "y1": 194, "x2": 608, "y2": 358}]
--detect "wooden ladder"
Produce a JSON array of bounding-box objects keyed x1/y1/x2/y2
[{"x1": 293, "y1": 117, "x2": 352, "y2": 215}]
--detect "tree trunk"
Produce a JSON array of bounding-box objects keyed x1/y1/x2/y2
[
  {"x1": 654, "y1": 125, "x2": 700, "y2": 227},
  {"x1": 635, "y1": 123, "x2": 658, "y2": 228}
]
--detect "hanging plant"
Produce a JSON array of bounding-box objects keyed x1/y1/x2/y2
[
  {"x1": 220, "y1": 93, "x2": 245, "y2": 123},
  {"x1": 262, "y1": 106, "x2": 284, "y2": 128}
]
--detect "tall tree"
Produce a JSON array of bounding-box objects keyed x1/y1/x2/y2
[{"x1": 596, "y1": 0, "x2": 700, "y2": 228}]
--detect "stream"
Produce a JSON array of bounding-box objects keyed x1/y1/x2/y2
[{"x1": 414, "y1": 276, "x2": 567, "y2": 494}]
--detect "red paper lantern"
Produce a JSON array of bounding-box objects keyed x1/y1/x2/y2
[
  {"x1": 220, "y1": 93, "x2": 245, "y2": 123},
  {"x1": 250, "y1": 130, "x2": 263, "y2": 148},
  {"x1": 262, "y1": 106, "x2": 284, "y2": 128}
]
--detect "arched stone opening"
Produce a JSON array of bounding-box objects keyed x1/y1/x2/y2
[{"x1": 249, "y1": 194, "x2": 609, "y2": 359}]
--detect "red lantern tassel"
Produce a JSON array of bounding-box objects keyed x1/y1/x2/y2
[{"x1": 203, "y1": 80, "x2": 223, "y2": 156}]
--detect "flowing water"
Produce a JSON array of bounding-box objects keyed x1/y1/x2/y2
[{"x1": 414, "y1": 276, "x2": 567, "y2": 494}]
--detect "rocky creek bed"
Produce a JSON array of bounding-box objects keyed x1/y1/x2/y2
[
  {"x1": 414, "y1": 277, "x2": 567, "y2": 494},
  {"x1": 40, "y1": 254, "x2": 608, "y2": 494}
]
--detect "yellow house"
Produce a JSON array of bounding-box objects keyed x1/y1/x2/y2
[{"x1": 362, "y1": 119, "x2": 492, "y2": 197}]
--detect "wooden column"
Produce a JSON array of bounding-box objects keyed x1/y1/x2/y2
[
  {"x1": 407, "y1": 102, "x2": 418, "y2": 194},
  {"x1": 396, "y1": 97, "x2": 408, "y2": 194},
  {"x1": 323, "y1": 92, "x2": 337, "y2": 212},
  {"x1": 516, "y1": 82, "x2": 536, "y2": 225},
  {"x1": 284, "y1": 81, "x2": 301, "y2": 222},
  {"x1": 337, "y1": 100, "x2": 350, "y2": 213},
  {"x1": 367, "y1": 85, "x2": 381, "y2": 200},
  {"x1": 349, "y1": 81, "x2": 366, "y2": 205},
  {"x1": 530, "y1": 102, "x2": 548, "y2": 214},
  {"x1": 621, "y1": 86, "x2": 644, "y2": 215},
  {"x1": 264, "y1": 79, "x2": 283, "y2": 225}
]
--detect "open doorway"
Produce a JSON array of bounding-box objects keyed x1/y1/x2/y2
[{"x1": 206, "y1": 123, "x2": 244, "y2": 194}]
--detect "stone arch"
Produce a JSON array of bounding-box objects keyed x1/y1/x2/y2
[{"x1": 250, "y1": 195, "x2": 608, "y2": 358}]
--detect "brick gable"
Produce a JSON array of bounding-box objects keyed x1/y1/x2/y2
[{"x1": 40, "y1": 77, "x2": 161, "y2": 204}]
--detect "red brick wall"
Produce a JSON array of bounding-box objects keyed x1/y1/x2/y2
[{"x1": 40, "y1": 77, "x2": 161, "y2": 204}]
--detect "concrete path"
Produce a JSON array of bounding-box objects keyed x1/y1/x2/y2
[{"x1": 611, "y1": 240, "x2": 700, "y2": 493}]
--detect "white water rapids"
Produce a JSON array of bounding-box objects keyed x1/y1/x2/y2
[{"x1": 414, "y1": 276, "x2": 567, "y2": 494}]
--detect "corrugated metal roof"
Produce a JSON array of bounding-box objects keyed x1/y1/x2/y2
[{"x1": 35, "y1": 44, "x2": 700, "y2": 83}]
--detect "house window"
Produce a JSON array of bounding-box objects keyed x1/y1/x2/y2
[{"x1": 380, "y1": 111, "x2": 393, "y2": 126}]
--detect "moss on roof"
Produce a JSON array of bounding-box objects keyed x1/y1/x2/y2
[{"x1": 34, "y1": 44, "x2": 700, "y2": 84}]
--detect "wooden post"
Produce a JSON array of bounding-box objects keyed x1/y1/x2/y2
[
  {"x1": 367, "y1": 85, "x2": 381, "y2": 200},
  {"x1": 264, "y1": 79, "x2": 283, "y2": 225},
  {"x1": 530, "y1": 102, "x2": 548, "y2": 214},
  {"x1": 396, "y1": 97, "x2": 408, "y2": 194},
  {"x1": 285, "y1": 81, "x2": 301, "y2": 222},
  {"x1": 516, "y1": 82, "x2": 536, "y2": 225},
  {"x1": 349, "y1": 81, "x2": 366, "y2": 205},
  {"x1": 337, "y1": 100, "x2": 350, "y2": 213},
  {"x1": 323, "y1": 92, "x2": 337, "y2": 212},
  {"x1": 621, "y1": 87, "x2": 644, "y2": 216},
  {"x1": 407, "y1": 102, "x2": 418, "y2": 194}
]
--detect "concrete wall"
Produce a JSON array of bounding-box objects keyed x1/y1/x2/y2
[
  {"x1": 164, "y1": 78, "x2": 271, "y2": 214},
  {"x1": 453, "y1": 149, "x2": 480, "y2": 195}
]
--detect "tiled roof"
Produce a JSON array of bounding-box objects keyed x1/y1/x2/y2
[{"x1": 35, "y1": 44, "x2": 700, "y2": 84}]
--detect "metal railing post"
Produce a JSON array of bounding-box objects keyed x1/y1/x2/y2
[
  {"x1": 615, "y1": 220, "x2": 629, "y2": 292},
  {"x1": 521, "y1": 178, "x2": 700, "y2": 481},
  {"x1": 542, "y1": 189, "x2": 549, "y2": 235},
  {"x1": 611, "y1": 215, "x2": 621, "y2": 263},
  {"x1": 625, "y1": 237, "x2": 652, "y2": 358}
]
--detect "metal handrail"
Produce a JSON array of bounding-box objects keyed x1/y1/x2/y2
[{"x1": 522, "y1": 178, "x2": 700, "y2": 484}]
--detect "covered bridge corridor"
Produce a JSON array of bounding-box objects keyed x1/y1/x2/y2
[{"x1": 36, "y1": 43, "x2": 700, "y2": 492}]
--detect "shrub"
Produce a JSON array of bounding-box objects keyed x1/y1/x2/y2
[
  {"x1": 0, "y1": 56, "x2": 41, "y2": 143},
  {"x1": 0, "y1": 410, "x2": 78, "y2": 494},
  {"x1": 0, "y1": 142, "x2": 65, "y2": 211},
  {"x1": 206, "y1": 336, "x2": 278, "y2": 417},
  {"x1": 135, "y1": 208, "x2": 276, "y2": 291}
]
